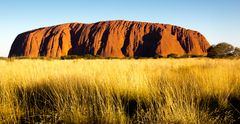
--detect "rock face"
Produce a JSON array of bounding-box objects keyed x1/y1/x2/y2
[{"x1": 9, "y1": 20, "x2": 210, "y2": 58}]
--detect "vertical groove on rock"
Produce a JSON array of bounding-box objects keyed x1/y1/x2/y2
[{"x1": 121, "y1": 23, "x2": 134, "y2": 56}]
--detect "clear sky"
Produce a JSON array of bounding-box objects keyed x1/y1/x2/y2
[{"x1": 0, "y1": 0, "x2": 239, "y2": 57}]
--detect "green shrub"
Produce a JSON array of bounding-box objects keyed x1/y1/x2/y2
[
  {"x1": 167, "y1": 53, "x2": 178, "y2": 58},
  {"x1": 61, "y1": 55, "x2": 81, "y2": 60},
  {"x1": 191, "y1": 55, "x2": 204, "y2": 58},
  {"x1": 154, "y1": 54, "x2": 164, "y2": 59}
]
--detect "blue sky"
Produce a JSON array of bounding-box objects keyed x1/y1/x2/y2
[{"x1": 0, "y1": 0, "x2": 239, "y2": 57}]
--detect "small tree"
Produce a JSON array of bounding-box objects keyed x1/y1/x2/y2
[
  {"x1": 207, "y1": 42, "x2": 234, "y2": 58},
  {"x1": 233, "y1": 47, "x2": 240, "y2": 56}
]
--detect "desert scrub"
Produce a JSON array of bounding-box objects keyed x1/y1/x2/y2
[{"x1": 0, "y1": 59, "x2": 239, "y2": 123}]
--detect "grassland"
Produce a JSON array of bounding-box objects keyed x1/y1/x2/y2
[{"x1": 0, "y1": 58, "x2": 240, "y2": 123}]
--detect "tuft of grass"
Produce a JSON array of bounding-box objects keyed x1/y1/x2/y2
[{"x1": 0, "y1": 58, "x2": 240, "y2": 123}]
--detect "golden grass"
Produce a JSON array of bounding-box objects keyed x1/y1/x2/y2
[{"x1": 0, "y1": 58, "x2": 240, "y2": 123}]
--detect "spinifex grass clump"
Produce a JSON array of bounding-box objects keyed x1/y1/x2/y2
[{"x1": 0, "y1": 59, "x2": 240, "y2": 123}]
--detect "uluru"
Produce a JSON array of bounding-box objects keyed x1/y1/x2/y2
[{"x1": 9, "y1": 20, "x2": 210, "y2": 58}]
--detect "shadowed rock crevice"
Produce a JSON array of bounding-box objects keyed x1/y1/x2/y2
[
  {"x1": 121, "y1": 23, "x2": 135, "y2": 56},
  {"x1": 68, "y1": 25, "x2": 84, "y2": 55},
  {"x1": 9, "y1": 20, "x2": 210, "y2": 58},
  {"x1": 39, "y1": 28, "x2": 54, "y2": 56},
  {"x1": 97, "y1": 28, "x2": 110, "y2": 55},
  {"x1": 135, "y1": 29, "x2": 162, "y2": 57}
]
